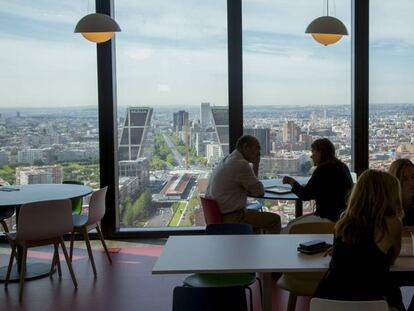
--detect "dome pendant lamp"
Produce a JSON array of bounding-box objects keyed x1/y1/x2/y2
[
  {"x1": 75, "y1": 13, "x2": 121, "y2": 43},
  {"x1": 305, "y1": 0, "x2": 348, "y2": 46}
]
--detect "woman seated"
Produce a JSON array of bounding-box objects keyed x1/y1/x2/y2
[
  {"x1": 389, "y1": 158, "x2": 414, "y2": 226},
  {"x1": 314, "y1": 169, "x2": 405, "y2": 311},
  {"x1": 283, "y1": 138, "x2": 353, "y2": 222}
]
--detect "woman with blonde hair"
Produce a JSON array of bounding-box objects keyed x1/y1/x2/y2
[
  {"x1": 389, "y1": 158, "x2": 414, "y2": 226},
  {"x1": 314, "y1": 169, "x2": 405, "y2": 310}
]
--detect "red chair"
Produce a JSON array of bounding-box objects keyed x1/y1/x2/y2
[{"x1": 200, "y1": 196, "x2": 222, "y2": 224}]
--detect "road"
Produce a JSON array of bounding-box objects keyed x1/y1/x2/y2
[
  {"x1": 145, "y1": 207, "x2": 173, "y2": 227},
  {"x1": 162, "y1": 133, "x2": 185, "y2": 167}
]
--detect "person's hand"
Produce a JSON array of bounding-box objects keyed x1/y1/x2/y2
[
  {"x1": 323, "y1": 247, "x2": 333, "y2": 257},
  {"x1": 282, "y1": 176, "x2": 296, "y2": 186}
]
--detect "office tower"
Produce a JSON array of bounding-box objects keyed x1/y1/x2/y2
[
  {"x1": 118, "y1": 107, "x2": 152, "y2": 188},
  {"x1": 282, "y1": 121, "x2": 300, "y2": 143},
  {"x1": 245, "y1": 128, "x2": 270, "y2": 156},
  {"x1": 119, "y1": 107, "x2": 153, "y2": 161},
  {"x1": 16, "y1": 165, "x2": 63, "y2": 184},
  {"x1": 200, "y1": 102, "x2": 211, "y2": 128},
  {"x1": 210, "y1": 106, "x2": 229, "y2": 156},
  {"x1": 299, "y1": 134, "x2": 313, "y2": 149},
  {"x1": 173, "y1": 110, "x2": 189, "y2": 133}
]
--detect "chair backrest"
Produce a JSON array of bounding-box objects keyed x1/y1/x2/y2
[
  {"x1": 200, "y1": 196, "x2": 223, "y2": 225},
  {"x1": 172, "y1": 286, "x2": 248, "y2": 311},
  {"x1": 197, "y1": 178, "x2": 209, "y2": 195},
  {"x1": 288, "y1": 221, "x2": 335, "y2": 234},
  {"x1": 17, "y1": 199, "x2": 73, "y2": 241},
  {"x1": 310, "y1": 298, "x2": 388, "y2": 311},
  {"x1": 87, "y1": 187, "x2": 108, "y2": 225},
  {"x1": 206, "y1": 223, "x2": 253, "y2": 235}
]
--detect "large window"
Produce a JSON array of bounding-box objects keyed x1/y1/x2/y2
[
  {"x1": 0, "y1": 1, "x2": 98, "y2": 230},
  {"x1": 115, "y1": 0, "x2": 228, "y2": 230},
  {"x1": 369, "y1": 1, "x2": 414, "y2": 170},
  {"x1": 242, "y1": 0, "x2": 352, "y2": 224}
]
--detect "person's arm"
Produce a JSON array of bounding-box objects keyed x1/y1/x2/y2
[
  {"x1": 237, "y1": 160, "x2": 264, "y2": 197},
  {"x1": 287, "y1": 167, "x2": 321, "y2": 201}
]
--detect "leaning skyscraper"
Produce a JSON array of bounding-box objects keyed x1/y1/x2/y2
[{"x1": 118, "y1": 107, "x2": 153, "y2": 191}]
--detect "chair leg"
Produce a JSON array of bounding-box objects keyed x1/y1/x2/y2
[
  {"x1": 52, "y1": 243, "x2": 62, "y2": 277},
  {"x1": 19, "y1": 246, "x2": 28, "y2": 301},
  {"x1": 96, "y1": 224, "x2": 112, "y2": 264},
  {"x1": 287, "y1": 293, "x2": 297, "y2": 311},
  {"x1": 82, "y1": 227, "x2": 97, "y2": 276},
  {"x1": 5, "y1": 244, "x2": 16, "y2": 288},
  {"x1": 60, "y1": 238, "x2": 78, "y2": 289},
  {"x1": 69, "y1": 232, "x2": 75, "y2": 261},
  {"x1": 0, "y1": 220, "x2": 9, "y2": 233},
  {"x1": 256, "y1": 277, "x2": 263, "y2": 307},
  {"x1": 246, "y1": 286, "x2": 253, "y2": 311}
]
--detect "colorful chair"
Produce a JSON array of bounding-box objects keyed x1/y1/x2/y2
[{"x1": 62, "y1": 180, "x2": 84, "y2": 214}]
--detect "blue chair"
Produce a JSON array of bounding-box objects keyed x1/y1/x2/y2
[
  {"x1": 183, "y1": 223, "x2": 262, "y2": 310},
  {"x1": 173, "y1": 286, "x2": 248, "y2": 311}
]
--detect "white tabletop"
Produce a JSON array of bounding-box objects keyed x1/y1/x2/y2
[
  {"x1": 153, "y1": 234, "x2": 332, "y2": 274},
  {"x1": 152, "y1": 233, "x2": 414, "y2": 311},
  {"x1": 0, "y1": 184, "x2": 93, "y2": 207}
]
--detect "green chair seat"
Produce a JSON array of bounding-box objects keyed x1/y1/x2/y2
[
  {"x1": 62, "y1": 181, "x2": 83, "y2": 214},
  {"x1": 183, "y1": 273, "x2": 256, "y2": 288}
]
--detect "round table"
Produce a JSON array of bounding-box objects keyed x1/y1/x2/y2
[{"x1": 0, "y1": 184, "x2": 93, "y2": 282}]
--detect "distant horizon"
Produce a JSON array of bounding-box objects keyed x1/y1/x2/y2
[{"x1": 1, "y1": 102, "x2": 414, "y2": 111}]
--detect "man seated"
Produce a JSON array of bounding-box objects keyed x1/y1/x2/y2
[{"x1": 205, "y1": 135, "x2": 281, "y2": 234}]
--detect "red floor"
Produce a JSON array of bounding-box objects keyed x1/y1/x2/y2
[{"x1": 0, "y1": 242, "x2": 413, "y2": 311}]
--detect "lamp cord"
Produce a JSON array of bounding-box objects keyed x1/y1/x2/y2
[{"x1": 326, "y1": 0, "x2": 329, "y2": 16}]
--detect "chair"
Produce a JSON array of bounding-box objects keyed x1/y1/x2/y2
[
  {"x1": 309, "y1": 298, "x2": 388, "y2": 311},
  {"x1": 183, "y1": 223, "x2": 262, "y2": 311},
  {"x1": 277, "y1": 221, "x2": 335, "y2": 311},
  {"x1": 173, "y1": 286, "x2": 248, "y2": 311},
  {"x1": 62, "y1": 180, "x2": 84, "y2": 214},
  {"x1": 0, "y1": 206, "x2": 15, "y2": 233},
  {"x1": 4, "y1": 199, "x2": 77, "y2": 300},
  {"x1": 200, "y1": 196, "x2": 223, "y2": 224},
  {"x1": 69, "y1": 187, "x2": 111, "y2": 276}
]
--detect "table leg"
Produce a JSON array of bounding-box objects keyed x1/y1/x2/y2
[
  {"x1": 261, "y1": 272, "x2": 272, "y2": 311},
  {"x1": 295, "y1": 200, "x2": 303, "y2": 218}
]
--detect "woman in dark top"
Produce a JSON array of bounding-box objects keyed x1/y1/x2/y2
[
  {"x1": 314, "y1": 169, "x2": 404, "y2": 311},
  {"x1": 389, "y1": 159, "x2": 414, "y2": 226},
  {"x1": 283, "y1": 138, "x2": 353, "y2": 222}
]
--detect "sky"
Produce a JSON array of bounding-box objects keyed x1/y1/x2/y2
[{"x1": 0, "y1": 0, "x2": 414, "y2": 108}]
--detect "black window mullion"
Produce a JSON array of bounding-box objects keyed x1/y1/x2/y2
[
  {"x1": 96, "y1": 0, "x2": 119, "y2": 237},
  {"x1": 351, "y1": 0, "x2": 369, "y2": 176},
  {"x1": 227, "y1": 0, "x2": 243, "y2": 152}
]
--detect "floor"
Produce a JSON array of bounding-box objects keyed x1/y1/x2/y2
[{"x1": 0, "y1": 239, "x2": 413, "y2": 311}]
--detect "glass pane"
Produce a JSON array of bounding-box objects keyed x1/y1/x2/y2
[
  {"x1": 0, "y1": 1, "x2": 99, "y2": 230},
  {"x1": 243, "y1": 0, "x2": 352, "y2": 225},
  {"x1": 369, "y1": 1, "x2": 414, "y2": 171},
  {"x1": 115, "y1": 0, "x2": 228, "y2": 230}
]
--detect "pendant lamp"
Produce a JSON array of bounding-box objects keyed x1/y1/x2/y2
[
  {"x1": 305, "y1": 0, "x2": 348, "y2": 46},
  {"x1": 75, "y1": 13, "x2": 121, "y2": 43}
]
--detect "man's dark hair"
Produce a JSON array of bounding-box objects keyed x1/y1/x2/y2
[{"x1": 236, "y1": 135, "x2": 258, "y2": 150}]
